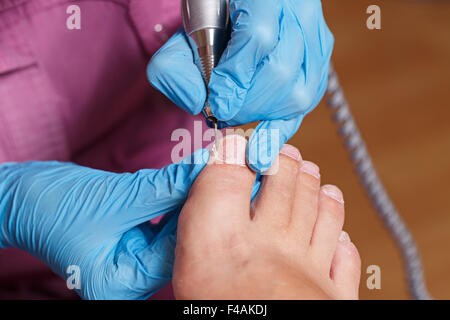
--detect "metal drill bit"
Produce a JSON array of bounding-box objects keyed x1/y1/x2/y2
[
  {"x1": 181, "y1": 0, "x2": 230, "y2": 152},
  {"x1": 204, "y1": 100, "x2": 219, "y2": 151}
]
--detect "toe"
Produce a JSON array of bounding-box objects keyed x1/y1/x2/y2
[
  {"x1": 330, "y1": 231, "x2": 361, "y2": 299},
  {"x1": 252, "y1": 144, "x2": 302, "y2": 228},
  {"x1": 309, "y1": 185, "x2": 345, "y2": 270},
  {"x1": 182, "y1": 134, "x2": 256, "y2": 226},
  {"x1": 289, "y1": 161, "x2": 321, "y2": 249},
  {"x1": 175, "y1": 134, "x2": 257, "y2": 298}
]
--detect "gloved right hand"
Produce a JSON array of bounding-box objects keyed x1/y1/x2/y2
[
  {"x1": 0, "y1": 149, "x2": 209, "y2": 300},
  {"x1": 148, "y1": 0, "x2": 334, "y2": 173}
]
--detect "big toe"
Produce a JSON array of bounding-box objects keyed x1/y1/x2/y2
[
  {"x1": 182, "y1": 133, "x2": 256, "y2": 225},
  {"x1": 330, "y1": 231, "x2": 361, "y2": 299}
]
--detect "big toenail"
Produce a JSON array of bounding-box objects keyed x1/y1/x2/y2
[
  {"x1": 322, "y1": 185, "x2": 344, "y2": 204},
  {"x1": 339, "y1": 231, "x2": 351, "y2": 242},
  {"x1": 209, "y1": 134, "x2": 247, "y2": 166},
  {"x1": 279, "y1": 144, "x2": 302, "y2": 161},
  {"x1": 300, "y1": 161, "x2": 320, "y2": 179}
]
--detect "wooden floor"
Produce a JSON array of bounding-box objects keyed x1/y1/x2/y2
[{"x1": 287, "y1": 0, "x2": 450, "y2": 299}]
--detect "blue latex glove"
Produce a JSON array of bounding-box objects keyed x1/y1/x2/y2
[
  {"x1": 0, "y1": 149, "x2": 209, "y2": 300},
  {"x1": 147, "y1": 0, "x2": 334, "y2": 172}
]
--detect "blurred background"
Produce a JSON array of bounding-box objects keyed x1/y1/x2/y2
[{"x1": 288, "y1": 0, "x2": 450, "y2": 299}]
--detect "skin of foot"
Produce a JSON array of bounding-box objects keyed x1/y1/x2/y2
[{"x1": 173, "y1": 134, "x2": 361, "y2": 300}]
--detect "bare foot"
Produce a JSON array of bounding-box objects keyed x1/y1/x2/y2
[{"x1": 173, "y1": 134, "x2": 361, "y2": 299}]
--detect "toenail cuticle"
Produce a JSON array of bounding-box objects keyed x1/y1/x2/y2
[
  {"x1": 300, "y1": 161, "x2": 320, "y2": 179},
  {"x1": 322, "y1": 185, "x2": 344, "y2": 204},
  {"x1": 279, "y1": 144, "x2": 302, "y2": 161},
  {"x1": 339, "y1": 231, "x2": 351, "y2": 243}
]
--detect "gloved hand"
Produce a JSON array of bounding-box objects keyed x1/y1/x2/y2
[
  {"x1": 147, "y1": 0, "x2": 334, "y2": 172},
  {"x1": 0, "y1": 149, "x2": 209, "y2": 300}
]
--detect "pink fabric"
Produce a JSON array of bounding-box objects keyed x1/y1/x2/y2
[{"x1": 0, "y1": 0, "x2": 203, "y2": 299}]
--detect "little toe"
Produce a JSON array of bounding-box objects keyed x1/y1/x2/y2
[{"x1": 330, "y1": 231, "x2": 361, "y2": 299}]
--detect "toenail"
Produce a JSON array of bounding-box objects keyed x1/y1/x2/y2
[
  {"x1": 209, "y1": 134, "x2": 247, "y2": 166},
  {"x1": 339, "y1": 231, "x2": 351, "y2": 242},
  {"x1": 322, "y1": 185, "x2": 344, "y2": 204},
  {"x1": 279, "y1": 144, "x2": 302, "y2": 161},
  {"x1": 300, "y1": 161, "x2": 320, "y2": 179}
]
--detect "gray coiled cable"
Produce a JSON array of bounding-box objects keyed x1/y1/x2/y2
[{"x1": 326, "y1": 64, "x2": 432, "y2": 300}]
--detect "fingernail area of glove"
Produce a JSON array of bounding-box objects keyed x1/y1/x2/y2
[{"x1": 208, "y1": 131, "x2": 247, "y2": 167}]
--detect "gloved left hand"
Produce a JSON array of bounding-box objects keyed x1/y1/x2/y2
[
  {"x1": 148, "y1": 0, "x2": 334, "y2": 172},
  {"x1": 0, "y1": 149, "x2": 209, "y2": 299}
]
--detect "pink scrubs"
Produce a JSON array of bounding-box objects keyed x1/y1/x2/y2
[{"x1": 0, "y1": 0, "x2": 203, "y2": 299}]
